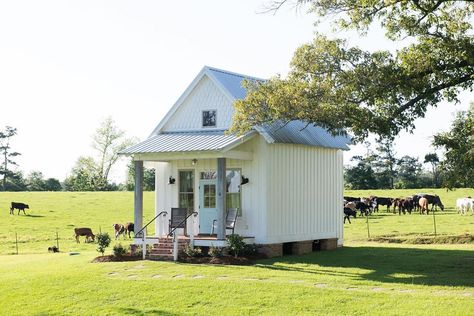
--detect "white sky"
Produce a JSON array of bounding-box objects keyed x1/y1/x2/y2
[{"x1": 0, "y1": 1, "x2": 471, "y2": 183}]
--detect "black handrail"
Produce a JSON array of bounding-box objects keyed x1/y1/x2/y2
[
  {"x1": 168, "y1": 211, "x2": 198, "y2": 237},
  {"x1": 135, "y1": 211, "x2": 167, "y2": 238}
]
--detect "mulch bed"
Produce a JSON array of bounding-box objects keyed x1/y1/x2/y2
[
  {"x1": 91, "y1": 254, "x2": 142, "y2": 263},
  {"x1": 179, "y1": 253, "x2": 268, "y2": 265}
]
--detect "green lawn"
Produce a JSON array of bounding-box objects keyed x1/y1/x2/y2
[{"x1": 0, "y1": 190, "x2": 473, "y2": 315}]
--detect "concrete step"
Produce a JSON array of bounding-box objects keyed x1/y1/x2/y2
[{"x1": 148, "y1": 254, "x2": 174, "y2": 261}]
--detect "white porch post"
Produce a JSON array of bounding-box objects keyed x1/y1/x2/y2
[
  {"x1": 216, "y1": 158, "x2": 226, "y2": 240},
  {"x1": 134, "y1": 160, "x2": 144, "y2": 235}
]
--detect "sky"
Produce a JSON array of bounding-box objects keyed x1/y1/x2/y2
[{"x1": 0, "y1": 0, "x2": 472, "y2": 183}]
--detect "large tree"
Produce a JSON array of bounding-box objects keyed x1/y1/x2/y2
[
  {"x1": 0, "y1": 126, "x2": 21, "y2": 191},
  {"x1": 433, "y1": 108, "x2": 474, "y2": 188},
  {"x1": 230, "y1": 1, "x2": 474, "y2": 140}
]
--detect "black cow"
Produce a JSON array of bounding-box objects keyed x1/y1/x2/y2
[
  {"x1": 344, "y1": 196, "x2": 360, "y2": 202},
  {"x1": 372, "y1": 197, "x2": 393, "y2": 212},
  {"x1": 344, "y1": 208, "x2": 357, "y2": 224},
  {"x1": 414, "y1": 194, "x2": 444, "y2": 212},
  {"x1": 355, "y1": 201, "x2": 371, "y2": 216},
  {"x1": 10, "y1": 202, "x2": 29, "y2": 215}
]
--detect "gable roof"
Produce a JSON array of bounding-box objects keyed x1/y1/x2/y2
[{"x1": 128, "y1": 66, "x2": 350, "y2": 155}]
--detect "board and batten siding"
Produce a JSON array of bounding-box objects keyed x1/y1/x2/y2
[
  {"x1": 264, "y1": 143, "x2": 344, "y2": 245},
  {"x1": 162, "y1": 75, "x2": 234, "y2": 132}
]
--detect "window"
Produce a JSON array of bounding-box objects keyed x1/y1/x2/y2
[
  {"x1": 202, "y1": 110, "x2": 217, "y2": 127},
  {"x1": 179, "y1": 171, "x2": 194, "y2": 214},
  {"x1": 203, "y1": 184, "x2": 216, "y2": 208},
  {"x1": 226, "y1": 169, "x2": 241, "y2": 216}
]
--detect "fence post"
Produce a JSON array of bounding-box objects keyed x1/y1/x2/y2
[
  {"x1": 432, "y1": 209, "x2": 437, "y2": 237},
  {"x1": 15, "y1": 232, "x2": 18, "y2": 255},
  {"x1": 56, "y1": 231, "x2": 60, "y2": 251},
  {"x1": 366, "y1": 214, "x2": 370, "y2": 239}
]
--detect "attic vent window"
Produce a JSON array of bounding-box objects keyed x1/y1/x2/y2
[{"x1": 202, "y1": 110, "x2": 217, "y2": 127}]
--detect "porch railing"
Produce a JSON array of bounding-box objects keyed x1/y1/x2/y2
[
  {"x1": 135, "y1": 211, "x2": 167, "y2": 259},
  {"x1": 169, "y1": 211, "x2": 198, "y2": 261}
]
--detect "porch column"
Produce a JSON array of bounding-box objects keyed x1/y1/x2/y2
[
  {"x1": 216, "y1": 158, "x2": 227, "y2": 240},
  {"x1": 134, "y1": 160, "x2": 144, "y2": 235}
]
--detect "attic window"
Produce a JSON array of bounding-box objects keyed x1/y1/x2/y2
[{"x1": 202, "y1": 110, "x2": 217, "y2": 127}]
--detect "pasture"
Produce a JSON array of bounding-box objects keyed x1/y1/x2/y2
[{"x1": 0, "y1": 189, "x2": 473, "y2": 315}]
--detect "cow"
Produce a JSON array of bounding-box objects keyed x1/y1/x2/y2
[
  {"x1": 344, "y1": 196, "x2": 360, "y2": 202},
  {"x1": 355, "y1": 201, "x2": 371, "y2": 216},
  {"x1": 48, "y1": 246, "x2": 59, "y2": 253},
  {"x1": 401, "y1": 198, "x2": 414, "y2": 214},
  {"x1": 345, "y1": 201, "x2": 357, "y2": 212},
  {"x1": 419, "y1": 197, "x2": 430, "y2": 215},
  {"x1": 344, "y1": 207, "x2": 357, "y2": 224},
  {"x1": 74, "y1": 228, "x2": 95, "y2": 243},
  {"x1": 10, "y1": 202, "x2": 29, "y2": 215},
  {"x1": 414, "y1": 194, "x2": 444, "y2": 212},
  {"x1": 113, "y1": 223, "x2": 125, "y2": 239},
  {"x1": 372, "y1": 197, "x2": 393, "y2": 212},
  {"x1": 456, "y1": 198, "x2": 474, "y2": 215},
  {"x1": 124, "y1": 222, "x2": 134, "y2": 238}
]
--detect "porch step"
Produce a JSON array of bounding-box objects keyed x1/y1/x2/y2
[
  {"x1": 147, "y1": 238, "x2": 190, "y2": 261},
  {"x1": 148, "y1": 254, "x2": 174, "y2": 261}
]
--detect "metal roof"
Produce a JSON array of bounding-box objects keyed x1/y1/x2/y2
[
  {"x1": 120, "y1": 130, "x2": 250, "y2": 154},
  {"x1": 206, "y1": 66, "x2": 264, "y2": 100},
  {"x1": 257, "y1": 121, "x2": 350, "y2": 150}
]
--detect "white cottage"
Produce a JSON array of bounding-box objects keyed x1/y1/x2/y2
[{"x1": 121, "y1": 66, "x2": 350, "y2": 258}]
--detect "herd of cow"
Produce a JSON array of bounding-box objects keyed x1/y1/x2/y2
[{"x1": 343, "y1": 193, "x2": 446, "y2": 224}]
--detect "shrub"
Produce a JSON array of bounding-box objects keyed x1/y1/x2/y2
[
  {"x1": 226, "y1": 234, "x2": 246, "y2": 258},
  {"x1": 242, "y1": 243, "x2": 258, "y2": 257},
  {"x1": 208, "y1": 246, "x2": 224, "y2": 258},
  {"x1": 113, "y1": 243, "x2": 127, "y2": 257},
  {"x1": 96, "y1": 233, "x2": 111, "y2": 256},
  {"x1": 184, "y1": 245, "x2": 202, "y2": 257}
]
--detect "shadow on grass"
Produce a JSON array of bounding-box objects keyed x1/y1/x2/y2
[
  {"x1": 118, "y1": 307, "x2": 180, "y2": 315},
  {"x1": 25, "y1": 214, "x2": 45, "y2": 218},
  {"x1": 256, "y1": 246, "x2": 474, "y2": 287}
]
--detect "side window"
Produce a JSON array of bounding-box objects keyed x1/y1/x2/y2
[{"x1": 202, "y1": 110, "x2": 217, "y2": 128}]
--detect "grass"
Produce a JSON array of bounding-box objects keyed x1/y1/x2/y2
[{"x1": 0, "y1": 189, "x2": 474, "y2": 315}]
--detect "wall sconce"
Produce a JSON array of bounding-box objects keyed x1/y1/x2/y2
[
  {"x1": 241, "y1": 175, "x2": 249, "y2": 185},
  {"x1": 168, "y1": 176, "x2": 176, "y2": 185},
  {"x1": 191, "y1": 159, "x2": 198, "y2": 166}
]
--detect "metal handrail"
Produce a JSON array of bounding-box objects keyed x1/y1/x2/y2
[
  {"x1": 135, "y1": 211, "x2": 167, "y2": 238},
  {"x1": 168, "y1": 211, "x2": 198, "y2": 237}
]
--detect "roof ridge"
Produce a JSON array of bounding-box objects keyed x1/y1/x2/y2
[{"x1": 204, "y1": 65, "x2": 266, "y2": 82}]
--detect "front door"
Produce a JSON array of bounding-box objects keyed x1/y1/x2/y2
[{"x1": 199, "y1": 179, "x2": 217, "y2": 234}]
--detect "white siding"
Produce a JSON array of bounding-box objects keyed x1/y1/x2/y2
[
  {"x1": 162, "y1": 75, "x2": 234, "y2": 132},
  {"x1": 264, "y1": 143, "x2": 343, "y2": 244}
]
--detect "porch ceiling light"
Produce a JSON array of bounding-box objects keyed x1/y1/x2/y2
[
  {"x1": 192, "y1": 159, "x2": 198, "y2": 166},
  {"x1": 168, "y1": 176, "x2": 176, "y2": 185}
]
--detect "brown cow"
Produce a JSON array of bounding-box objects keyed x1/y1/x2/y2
[
  {"x1": 124, "y1": 222, "x2": 134, "y2": 238},
  {"x1": 419, "y1": 197, "x2": 430, "y2": 215},
  {"x1": 113, "y1": 223, "x2": 125, "y2": 239},
  {"x1": 74, "y1": 228, "x2": 95, "y2": 243}
]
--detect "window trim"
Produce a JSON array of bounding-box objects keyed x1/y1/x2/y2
[{"x1": 178, "y1": 169, "x2": 195, "y2": 214}]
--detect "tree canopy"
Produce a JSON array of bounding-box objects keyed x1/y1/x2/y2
[{"x1": 231, "y1": 0, "x2": 474, "y2": 140}]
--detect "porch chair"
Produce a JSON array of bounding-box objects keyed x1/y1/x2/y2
[
  {"x1": 169, "y1": 207, "x2": 188, "y2": 236},
  {"x1": 211, "y1": 208, "x2": 238, "y2": 236}
]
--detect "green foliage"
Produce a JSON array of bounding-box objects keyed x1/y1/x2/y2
[
  {"x1": 112, "y1": 243, "x2": 127, "y2": 257},
  {"x1": 226, "y1": 234, "x2": 246, "y2": 258},
  {"x1": 424, "y1": 153, "x2": 441, "y2": 188},
  {"x1": 96, "y1": 232, "x2": 111, "y2": 256},
  {"x1": 0, "y1": 126, "x2": 21, "y2": 191},
  {"x1": 184, "y1": 245, "x2": 202, "y2": 257},
  {"x1": 44, "y1": 178, "x2": 62, "y2": 191},
  {"x1": 433, "y1": 108, "x2": 474, "y2": 188},
  {"x1": 344, "y1": 156, "x2": 378, "y2": 190},
  {"x1": 231, "y1": 2, "x2": 474, "y2": 140},
  {"x1": 208, "y1": 246, "x2": 224, "y2": 258},
  {"x1": 241, "y1": 243, "x2": 259, "y2": 257},
  {"x1": 64, "y1": 157, "x2": 101, "y2": 191},
  {"x1": 125, "y1": 162, "x2": 155, "y2": 191}
]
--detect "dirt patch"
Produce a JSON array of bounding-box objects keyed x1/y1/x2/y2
[{"x1": 92, "y1": 254, "x2": 142, "y2": 263}]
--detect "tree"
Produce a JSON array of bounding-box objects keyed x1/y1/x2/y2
[
  {"x1": 26, "y1": 171, "x2": 46, "y2": 191},
  {"x1": 344, "y1": 156, "x2": 378, "y2": 189},
  {"x1": 433, "y1": 109, "x2": 474, "y2": 188},
  {"x1": 372, "y1": 138, "x2": 398, "y2": 189},
  {"x1": 424, "y1": 153, "x2": 440, "y2": 187},
  {"x1": 126, "y1": 161, "x2": 155, "y2": 191},
  {"x1": 64, "y1": 157, "x2": 100, "y2": 191},
  {"x1": 92, "y1": 117, "x2": 135, "y2": 190},
  {"x1": 395, "y1": 156, "x2": 422, "y2": 189},
  {"x1": 0, "y1": 126, "x2": 21, "y2": 191},
  {"x1": 230, "y1": 1, "x2": 474, "y2": 141},
  {"x1": 44, "y1": 178, "x2": 62, "y2": 191}
]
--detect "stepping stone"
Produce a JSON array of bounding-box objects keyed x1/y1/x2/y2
[
  {"x1": 108, "y1": 272, "x2": 118, "y2": 276},
  {"x1": 314, "y1": 283, "x2": 327, "y2": 288},
  {"x1": 243, "y1": 278, "x2": 259, "y2": 281},
  {"x1": 289, "y1": 280, "x2": 304, "y2": 284},
  {"x1": 192, "y1": 275, "x2": 204, "y2": 279},
  {"x1": 398, "y1": 289, "x2": 415, "y2": 293},
  {"x1": 372, "y1": 287, "x2": 384, "y2": 292},
  {"x1": 128, "y1": 275, "x2": 137, "y2": 279},
  {"x1": 134, "y1": 265, "x2": 145, "y2": 269},
  {"x1": 217, "y1": 276, "x2": 228, "y2": 280},
  {"x1": 462, "y1": 292, "x2": 473, "y2": 297},
  {"x1": 152, "y1": 275, "x2": 161, "y2": 279},
  {"x1": 173, "y1": 275, "x2": 184, "y2": 279},
  {"x1": 346, "y1": 287, "x2": 358, "y2": 291}
]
